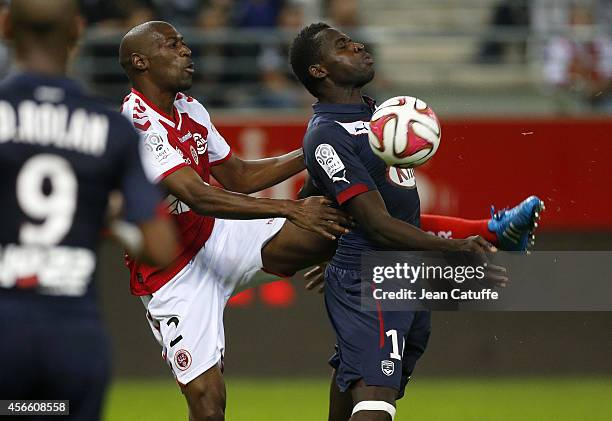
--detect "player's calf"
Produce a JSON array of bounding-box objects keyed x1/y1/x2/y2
[{"x1": 349, "y1": 381, "x2": 397, "y2": 421}]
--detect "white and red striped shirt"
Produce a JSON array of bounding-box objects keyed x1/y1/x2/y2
[{"x1": 121, "y1": 89, "x2": 232, "y2": 295}]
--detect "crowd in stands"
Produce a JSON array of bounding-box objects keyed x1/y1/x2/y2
[
  {"x1": 75, "y1": 0, "x2": 362, "y2": 108},
  {"x1": 478, "y1": 0, "x2": 611, "y2": 113},
  {"x1": 0, "y1": 0, "x2": 610, "y2": 113}
]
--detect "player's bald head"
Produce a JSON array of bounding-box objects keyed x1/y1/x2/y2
[
  {"x1": 119, "y1": 21, "x2": 174, "y2": 77},
  {"x1": 5, "y1": 0, "x2": 80, "y2": 43},
  {"x1": 120, "y1": 21, "x2": 194, "y2": 93}
]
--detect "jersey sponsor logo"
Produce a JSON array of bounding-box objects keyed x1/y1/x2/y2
[
  {"x1": 194, "y1": 132, "x2": 208, "y2": 155},
  {"x1": 144, "y1": 133, "x2": 173, "y2": 165},
  {"x1": 381, "y1": 360, "x2": 395, "y2": 376},
  {"x1": 335, "y1": 120, "x2": 370, "y2": 136},
  {"x1": 386, "y1": 167, "x2": 416, "y2": 189},
  {"x1": 0, "y1": 244, "x2": 95, "y2": 296},
  {"x1": 0, "y1": 100, "x2": 109, "y2": 156},
  {"x1": 175, "y1": 349, "x2": 192, "y2": 371},
  {"x1": 190, "y1": 145, "x2": 199, "y2": 165},
  {"x1": 315, "y1": 144, "x2": 346, "y2": 179},
  {"x1": 331, "y1": 169, "x2": 350, "y2": 184}
]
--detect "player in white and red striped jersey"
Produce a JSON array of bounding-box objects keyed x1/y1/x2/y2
[
  {"x1": 119, "y1": 21, "x2": 352, "y2": 421},
  {"x1": 120, "y1": 89, "x2": 234, "y2": 296}
]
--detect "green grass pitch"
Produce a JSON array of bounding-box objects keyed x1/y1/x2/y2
[{"x1": 104, "y1": 377, "x2": 612, "y2": 420}]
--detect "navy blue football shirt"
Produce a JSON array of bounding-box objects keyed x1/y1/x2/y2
[
  {"x1": 303, "y1": 99, "x2": 421, "y2": 269},
  {"x1": 0, "y1": 72, "x2": 160, "y2": 307}
]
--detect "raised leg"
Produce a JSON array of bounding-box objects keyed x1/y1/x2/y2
[{"x1": 261, "y1": 220, "x2": 337, "y2": 275}]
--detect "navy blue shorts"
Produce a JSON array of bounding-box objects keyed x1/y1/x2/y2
[
  {"x1": 325, "y1": 264, "x2": 431, "y2": 397},
  {"x1": 0, "y1": 292, "x2": 111, "y2": 421}
]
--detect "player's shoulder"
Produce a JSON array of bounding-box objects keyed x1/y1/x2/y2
[
  {"x1": 304, "y1": 117, "x2": 353, "y2": 150},
  {"x1": 174, "y1": 92, "x2": 211, "y2": 125},
  {"x1": 120, "y1": 91, "x2": 164, "y2": 134},
  {"x1": 77, "y1": 93, "x2": 140, "y2": 147}
]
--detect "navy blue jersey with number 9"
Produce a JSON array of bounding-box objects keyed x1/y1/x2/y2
[{"x1": 0, "y1": 73, "x2": 160, "y2": 305}]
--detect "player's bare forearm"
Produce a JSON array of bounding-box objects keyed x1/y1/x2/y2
[
  {"x1": 164, "y1": 166, "x2": 296, "y2": 219},
  {"x1": 211, "y1": 150, "x2": 305, "y2": 194},
  {"x1": 163, "y1": 166, "x2": 352, "y2": 240},
  {"x1": 346, "y1": 191, "x2": 494, "y2": 252}
]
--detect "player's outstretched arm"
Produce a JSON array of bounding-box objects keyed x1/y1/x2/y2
[
  {"x1": 346, "y1": 190, "x2": 497, "y2": 254},
  {"x1": 163, "y1": 166, "x2": 351, "y2": 240},
  {"x1": 211, "y1": 149, "x2": 305, "y2": 194}
]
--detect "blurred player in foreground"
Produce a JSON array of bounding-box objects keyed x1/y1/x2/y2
[
  {"x1": 0, "y1": 1, "x2": 177, "y2": 419},
  {"x1": 290, "y1": 23, "x2": 544, "y2": 421},
  {"x1": 118, "y1": 20, "x2": 542, "y2": 421}
]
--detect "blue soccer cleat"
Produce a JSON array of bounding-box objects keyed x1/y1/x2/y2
[{"x1": 488, "y1": 195, "x2": 545, "y2": 251}]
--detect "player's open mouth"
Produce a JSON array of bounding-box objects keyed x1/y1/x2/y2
[{"x1": 185, "y1": 64, "x2": 195, "y2": 74}]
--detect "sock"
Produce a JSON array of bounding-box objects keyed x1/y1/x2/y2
[{"x1": 420, "y1": 214, "x2": 497, "y2": 244}]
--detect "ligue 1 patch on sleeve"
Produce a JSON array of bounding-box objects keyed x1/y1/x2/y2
[
  {"x1": 315, "y1": 143, "x2": 346, "y2": 179},
  {"x1": 144, "y1": 132, "x2": 173, "y2": 165}
]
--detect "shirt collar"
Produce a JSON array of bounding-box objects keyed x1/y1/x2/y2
[
  {"x1": 312, "y1": 96, "x2": 376, "y2": 116},
  {"x1": 130, "y1": 88, "x2": 183, "y2": 128}
]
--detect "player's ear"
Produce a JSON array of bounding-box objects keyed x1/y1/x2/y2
[
  {"x1": 70, "y1": 15, "x2": 86, "y2": 47},
  {"x1": 309, "y1": 64, "x2": 327, "y2": 80},
  {"x1": 0, "y1": 6, "x2": 12, "y2": 42},
  {"x1": 132, "y1": 53, "x2": 149, "y2": 72}
]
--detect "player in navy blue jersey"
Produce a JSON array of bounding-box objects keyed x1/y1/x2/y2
[
  {"x1": 0, "y1": 1, "x2": 177, "y2": 420},
  {"x1": 290, "y1": 23, "x2": 543, "y2": 421}
]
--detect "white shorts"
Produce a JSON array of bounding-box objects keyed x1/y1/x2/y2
[{"x1": 141, "y1": 217, "x2": 285, "y2": 385}]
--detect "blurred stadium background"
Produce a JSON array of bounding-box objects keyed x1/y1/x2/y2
[{"x1": 2, "y1": 0, "x2": 612, "y2": 419}]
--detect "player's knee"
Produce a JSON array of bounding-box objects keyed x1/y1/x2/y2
[
  {"x1": 187, "y1": 393, "x2": 225, "y2": 421},
  {"x1": 190, "y1": 406, "x2": 225, "y2": 421},
  {"x1": 351, "y1": 400, "x2": 396, "y2": 421}
]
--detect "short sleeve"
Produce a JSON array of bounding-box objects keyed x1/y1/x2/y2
[
  {"x1": 140, "y1": 131, "x2": 187, "y2": 183},
  {"x1": 117, "y1": 124, "x2": 164, "y2": 224},
  {"x1": 208, "y1": 123, "x2": 232, "y2": 166},
  {"x1": 303, "y1": 124, "x2": 376, "y2": 205}
]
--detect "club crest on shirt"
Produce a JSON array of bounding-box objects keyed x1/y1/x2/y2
[
  {"x1": 386, "y1": 167, "x2": 416, "y2": 189},
  {"x1": 315, "y1": 144, "x2": 345, "y2": 179}
]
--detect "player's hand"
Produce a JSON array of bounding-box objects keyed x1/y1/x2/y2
[
  {"x1": 287, "y1": 197, "x2": 353, "y2": 240},
  {"x1": 304, "y1": 263, "x2": 327, "y2": 293},
  {"x1": 455, "y1": 235, "x2": 497, "y2": 259},
  {"x1": 455, "y1": 236, "x2": 508, "y2": 287}
]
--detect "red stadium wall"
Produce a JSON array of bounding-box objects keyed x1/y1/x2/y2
[
  {"x1": 214, "y1": 117, "x2": 612, "y2": 308},
  {"x1": 101, "y1": 117, "x2": 612, "y2": 377},
  {"x1": 215, "y1": 117, "x2": 612, "y2": 231}
]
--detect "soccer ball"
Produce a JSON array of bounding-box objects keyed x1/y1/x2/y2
[{"x1": 367, "y1": 96, "x2": 441, "y2": 168}]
